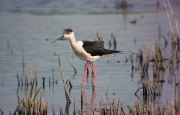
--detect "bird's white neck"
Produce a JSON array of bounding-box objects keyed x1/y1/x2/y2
[{"x1": 67, "y1": 33, "x2": 77, "y2": 44}]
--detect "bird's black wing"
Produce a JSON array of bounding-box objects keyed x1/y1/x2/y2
[{"x1": 82, "y1": 41, "x2": 113, "y2": 56}]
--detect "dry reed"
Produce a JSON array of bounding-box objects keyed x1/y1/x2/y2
[{"x1": 58, "y1": 54, "x2": 71, "y2": 103}]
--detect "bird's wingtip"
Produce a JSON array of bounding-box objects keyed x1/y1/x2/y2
[{"x1": 118, "y1": 51, "x2": 124, "y2": 54}]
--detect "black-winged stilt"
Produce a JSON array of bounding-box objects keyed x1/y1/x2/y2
[{"x1": 52, "y1": 29, "x2": 122, "y2": 85}]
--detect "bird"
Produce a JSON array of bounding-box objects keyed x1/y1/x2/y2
[{"x1": 52, "y1": 29, "x2": 122, "y2": 86}]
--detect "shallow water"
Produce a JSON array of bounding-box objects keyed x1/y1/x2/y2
[
  {"x1": 0, "y1": 0, "x2": 180, "y2": 14},
  {"x1": 0, "y1": 0, "x2": 180, "y2": 114}
]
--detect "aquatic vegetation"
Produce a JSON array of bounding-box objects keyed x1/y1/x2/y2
[{"x1": 13, "y1": 78, "x2": 47, "y2": 115}]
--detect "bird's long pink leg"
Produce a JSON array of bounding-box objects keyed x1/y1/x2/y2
[
  {"x1": 89, "y1": 62, "x2": 96, "y2": 77},
  {"x1": 89, "y1": 62, "x2": 96, "y2": 86},
  {"x1": 81, "y1": 62, "x2": 89, "y2": 85}
]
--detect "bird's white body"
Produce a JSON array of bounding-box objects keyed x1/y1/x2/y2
[
  {"x1": 52, "y1": 29, "x2": 117, "y2": 62},
  {"x1": 67, "y1": 33, "x2": 101, "y2": 62}
]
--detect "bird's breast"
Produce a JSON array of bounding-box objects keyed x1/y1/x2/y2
[{"x1": 71, "y1": 43, "x2": 91, "y2": 61}]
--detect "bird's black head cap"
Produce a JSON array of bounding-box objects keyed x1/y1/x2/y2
[{"x1": 63, "y1": 29, "x2": 73, "y2": 34}]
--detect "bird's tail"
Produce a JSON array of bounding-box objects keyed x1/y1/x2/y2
[{"x1": 108, "y1": 50, "x2": 123, "y2": 54}]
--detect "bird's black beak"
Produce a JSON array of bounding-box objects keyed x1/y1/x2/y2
[{"x1": 52, "y1": 36, "x2": 64, "y2": 43}]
